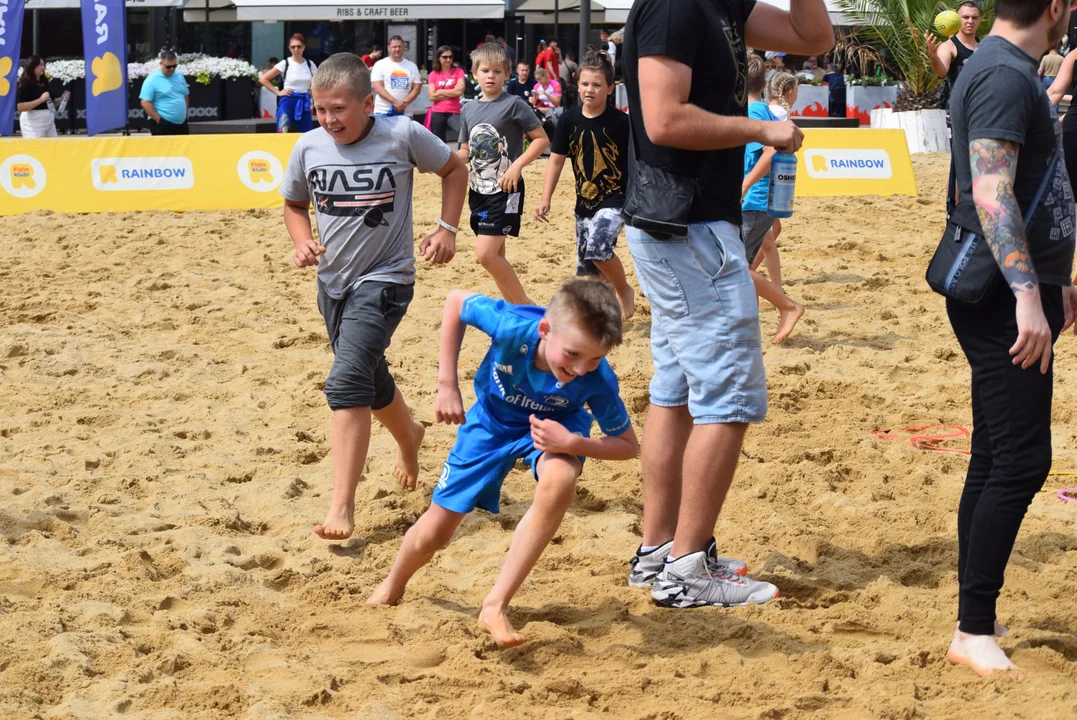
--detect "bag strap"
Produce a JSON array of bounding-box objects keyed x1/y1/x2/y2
[{"x1": 1023, "y1": 150, "x2": 1059, "y2": 230}]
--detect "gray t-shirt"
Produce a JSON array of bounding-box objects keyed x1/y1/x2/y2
[
  {"x1": 950, "y1": 36, "x2": 1075, "y2": 286},
  {"x1": 458, "y1": 92, "x2": 541, "y2": 194},
  {"x1": 281, "y1": 116, "x2": 451, "y2": 298}
]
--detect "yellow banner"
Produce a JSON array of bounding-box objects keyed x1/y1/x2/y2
[
  {"x1": 0, "y1": 134, "x2": 301, "y2": 216},
  {"x1": 796, "y1": 129, "x2": 918, "y2": 197}
]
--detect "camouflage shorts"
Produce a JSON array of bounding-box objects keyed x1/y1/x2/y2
[{"x1": 575, "y1": 208, "x2": 625, "y2": 276}]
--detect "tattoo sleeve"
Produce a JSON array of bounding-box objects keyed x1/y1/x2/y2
[{"x1": 969, "y1": 138, "x2": 1039, "y2": 293}]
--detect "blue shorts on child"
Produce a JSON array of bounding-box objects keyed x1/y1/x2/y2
[{"x1": 432, "y1": 405, "x2": 592, "y2": 515}]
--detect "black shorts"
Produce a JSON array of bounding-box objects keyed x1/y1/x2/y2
[
  {"x1": 741, "y1": 210, "x2": 774, "y2": 266},
  {"x1": 469, "y1": 179, "x2": 525, "y2": 237},
  {"x1": 317, "y1": 280, "x2": 413, "y2": 411}
]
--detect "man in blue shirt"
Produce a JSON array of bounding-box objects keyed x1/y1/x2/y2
[
  {"x1": 368, "y1": 280, "x2": 639, "y2": 648},
  {"x1": 139, "y1": 51, "x2": 190, "y2": 135}
]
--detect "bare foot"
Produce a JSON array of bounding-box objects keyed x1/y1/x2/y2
[
  {"x1": 947, "y1": 630, "x2": 1023, "y2": 679},
  {"x1": 773, "y1": 301, "x2": 805, "y2": 344},
  {"x1": 393, "y1": 421, "x2": 425, "y2": 490},
  {"x1": 314, "y1": 502, "x2": 354, "y2": 540},
  {"x1": 616, "y1": 284, "x2": 635, "y2": 322},
  {"x1": 477, "y1": 604, "x2": 525, "y2": 648},
  {"x1": 366, "y1": 578, "x2": 404, "y2": 606}
]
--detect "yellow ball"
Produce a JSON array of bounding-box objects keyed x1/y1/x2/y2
[{"x1": 934, "y1": 10, "x2": 961, "y2": 37}]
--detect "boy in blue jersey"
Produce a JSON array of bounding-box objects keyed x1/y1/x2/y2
[
  {"x1": 368, "y1": 279, "x2": 639, "y2": 647},
  {"x1": 741, "y1": 53, "x2": 804, "y2": 344}
]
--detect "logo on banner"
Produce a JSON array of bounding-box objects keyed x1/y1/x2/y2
[
  {"x1": 91, "y1": 52, "x2": 124, "y2": 97},
  {"x1": 237, "y1": 150, "x2": 283, "y2": 193},
  {"x1": 0, "y1": 154, "x2": 46, "y2": 198},
  {"x1": 91, "y1": 157, "x2": 195, "y2": 191},
  {"x1": 0, "y1": 58, "x2": 10, "y2": 96},
  {"x1": 805, "y1": 149, "x2": 893, "y2": 180}
]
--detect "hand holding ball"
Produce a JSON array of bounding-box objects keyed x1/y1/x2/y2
[{"x1": 934, "y1": 10, "x2": 961, "y2": 38}]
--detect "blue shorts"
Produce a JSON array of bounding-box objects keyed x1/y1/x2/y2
[
  {"x1": 627, "y1": 220, "x2": 767, "y2": 424},
  {"x1": 431, "y1": 406, "x2": 591, "y2": 515}
]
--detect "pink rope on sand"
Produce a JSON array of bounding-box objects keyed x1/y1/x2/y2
[{"x1": 1057, "y1": 489, "x2": 1077, "y2": 505}]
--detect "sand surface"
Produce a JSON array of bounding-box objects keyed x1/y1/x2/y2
[{"x1": 1, "y1": 154, "x2": 1076, "y2": 719}]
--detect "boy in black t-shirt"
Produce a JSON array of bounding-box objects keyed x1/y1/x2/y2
[{"x1": 534, "y1": 51, "x2": 634, "y2": 320}]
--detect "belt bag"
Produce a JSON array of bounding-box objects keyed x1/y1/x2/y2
[
  {"x1": 622, "y1": 162, "x2": 700, "y2": 239},
  {"x1": 926, "y1": 150, "x2": 1058, "y2": 306}
]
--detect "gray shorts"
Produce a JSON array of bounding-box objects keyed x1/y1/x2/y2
[
  {"x1": 576, "y1": 208, "x2": 625, "y2": 276},
  {"x1": 317, "y1": 280, "x2": 414, "y2": 411},
  {"x1": 741, "y1": 211, "x2": 774, "y2": 266}
]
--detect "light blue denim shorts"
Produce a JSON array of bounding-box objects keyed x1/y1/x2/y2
[{"x1": 627, "y1": 220, "x2": 767, "y2": 424}]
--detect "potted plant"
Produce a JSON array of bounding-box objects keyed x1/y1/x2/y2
[{"x1": 835, "y1": 0, "x2": 995, "y2": 152}]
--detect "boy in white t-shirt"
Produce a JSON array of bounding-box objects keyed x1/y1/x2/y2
[{"x1": 371, "y1": 35, "x2": 422, "y2": 117}]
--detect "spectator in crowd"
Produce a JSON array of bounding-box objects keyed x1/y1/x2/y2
[
  {"x1": 823, "y1": 61, "x2": 846, "y2": 117},
  {"x1": 507, "y1": 61, "x2": 538, "y2": 102},
  {"x1": 139, "y1": 51, "x2": 190, "y2": 136},
  {"x1": 428, "y1": 45, "x2": 466, "y2": 141},
  {"x1": 531, "y1": 67, "x2": 562, "y2": 118},
  {"x1": 372, "y1": 35, "x2": 422, "y2": 117},
  {"x1": 259, "y1": 34, "x2": 318, "y2": 133},
  {"x1": 1040, "y1": 45, "x2": 1064, "y2": 88},
  {"x1": 600, "y1": 29, "x2": 617, "y2": 75},
  {"x1": 560, "y1": 50, "x2": 580, "y2": 108},
  {"x1": 543, "y1": 40, "x2": 562, "y2": 80},
  {"x1": 806, "y1": 55, "x2": 826, "y2": 81},
  {"x1": 535, "y1": 41, "x2": 548, "y2": 77},
  {"x1": 498, "y1": 36, "x2": 517, "y2": 67},
  {"x1": 361, "y1": 45, "x2": 383, "y2": 68},
  {"x1": 765, "y1": 51, "x2": 786, "y2": 82},
  {"x1": 16, "y1": 56, "x2": 67, "y2": 138}
]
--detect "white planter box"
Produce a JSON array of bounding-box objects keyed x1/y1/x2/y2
[
  {"x1": 877, "y1": 109, "x2": 949, "y2": 154},
  {"x1": 846, "y1": 86, "x2": 898, "y2": 126},
  {"x1": 790, "y1": 85, "x2": 830, "y2": 118}
]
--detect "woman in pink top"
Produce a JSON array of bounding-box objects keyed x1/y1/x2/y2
[
  {"x1": 530, "y1": 68, "x2": 562, "y2": 118},
  {"x1": 427, "y1": 45, "x2": 466, "y2": 141}
]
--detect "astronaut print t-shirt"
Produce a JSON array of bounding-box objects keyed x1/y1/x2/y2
[{"x1": 459, "y1": 91, "x2": 541, "y2": 194}]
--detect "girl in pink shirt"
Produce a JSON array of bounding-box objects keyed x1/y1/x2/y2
[{"x1": 427, "y1": 45, "x2": 466, "y2": 141}]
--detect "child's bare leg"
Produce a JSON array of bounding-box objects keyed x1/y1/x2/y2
[
  {"x1": 947, "y1": 629, "x2": 1022, "y2": 678},
  {"x1": 478, "y1": 454, "x2": 580, "y2": 647},
  {"x1": 475, "y1": 234, "x2": 533, "y2": 305},
  {"x1": 372, "y1": 388, "x2": 425, "y2": 490},
  {"x1": 593, "y1": 257, "x2": 635, "y2": 321},
  {"x1": 368, "y1": 503, "x2": 466, "y2": 605},
  {"x1": 762, "y1": 232, "x2": 783, "y2": 289},
  {"x1": 751, "y1": 270, "x2": 804, "y2": 344},
  {"x1": 314, "y1": 406, "x2": 372, "y2": 540}
]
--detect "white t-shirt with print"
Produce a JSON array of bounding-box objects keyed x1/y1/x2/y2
[
  {"x1": 370, "y1": 57, "x2": 421, "y2": 114},
  {"x1": 274, "y1": 57, "x2": 318, "y2": 94}
]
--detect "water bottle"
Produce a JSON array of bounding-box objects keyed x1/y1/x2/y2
[{"x1": 768, "y1": 152, "x2": 798, "y2": 218}]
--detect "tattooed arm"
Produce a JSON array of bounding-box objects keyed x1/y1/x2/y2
[
  {"x1": 969, "y1": 138, "x2": 1053, "y2": 373},
  {"x1": 969, "y1": 138, "x2": 1038, "y2": 292}
]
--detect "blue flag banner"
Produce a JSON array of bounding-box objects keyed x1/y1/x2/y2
[
  {"x1": 0, "y1": 0, "x2": 27, "y2": 136},
  {"x1": 81, "y1": 0, "x2": 128, "y2": 136}
]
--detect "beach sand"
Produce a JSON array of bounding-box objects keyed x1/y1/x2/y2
[{"x1": 1, "y1": 154, "x2": 1075, "y2": 719}]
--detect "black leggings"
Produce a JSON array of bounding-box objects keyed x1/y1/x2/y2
[
  {"x1": 946, "y1": 286, "x2": 1064, "y2": 636},
  {"x1": 430, "y1": 112, "x2": 456, "y2": 142}
]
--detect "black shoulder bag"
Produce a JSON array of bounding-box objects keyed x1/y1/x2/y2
[{"x1": 925, "y1": 150, "x2": 1058, "y2": 306}]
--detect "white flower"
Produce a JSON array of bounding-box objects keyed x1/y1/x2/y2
[{"x1": 40, "y1": 55, "x2": 258, "y2": 84}]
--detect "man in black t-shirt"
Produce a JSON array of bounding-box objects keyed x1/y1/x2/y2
[
  {"x1": 944, "y1": 0, "x2": 1076, "y2": 680},
  {"x1": 621, "y1": 0, "x2": 834, "y2": 610}
]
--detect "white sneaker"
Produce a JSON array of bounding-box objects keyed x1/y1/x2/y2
[
  {"x1": 629, "y1": 537, "x2": 747, "y2": 588},
  {"x1": 705, "y1": 538, "x2": 748, "y2": 578},
  {"x1": 651, "y1": 551, "x2": 778, "y2": 608}
]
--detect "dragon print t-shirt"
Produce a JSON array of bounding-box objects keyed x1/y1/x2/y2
[
  {"x1": 551, "y1": 104, "x2": 631, "y2": 218},
  {"x1": 459, "y1": 92, "x2": 541, "y2": 195}
]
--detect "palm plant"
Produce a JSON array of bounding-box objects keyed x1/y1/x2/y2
[{"x1": 835, "y1": 0, "x2": 994, "y2": 111}]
